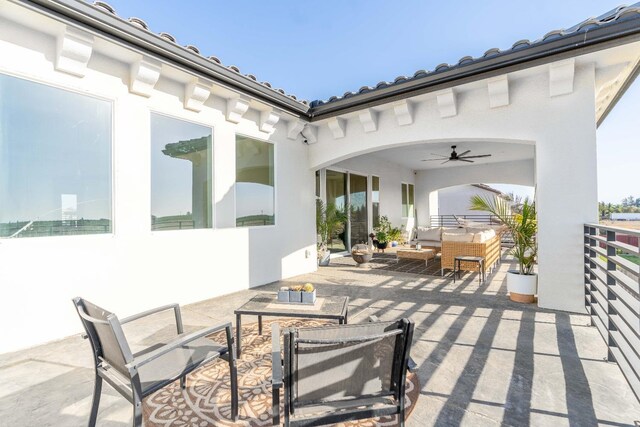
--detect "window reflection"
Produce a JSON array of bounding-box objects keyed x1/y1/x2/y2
[
  {"x1": 0, "y1": 74, "x2": 112, "y2": 238},
  {"x1": 236, "y1": 135, "x2": 275, "y2": 226},
  {"x1": 150, "y1": 114, "x2": 212, "y2": 231}
]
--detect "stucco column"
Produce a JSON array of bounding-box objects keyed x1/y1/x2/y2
[{"x1": 535, "y1": 64, "x2": 597, "y2": 313}]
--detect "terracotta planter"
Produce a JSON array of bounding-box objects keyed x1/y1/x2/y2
[{"x1": 507, "y1": 271, "x2": 537, "y2": 303}]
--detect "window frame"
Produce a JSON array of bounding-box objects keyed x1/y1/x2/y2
[
  {"x1": 401, "y1": 182, "x2": 415, "y2": 219},
  {"x1": 234, "y1": 133, "x2": 277, "y2": 229}
]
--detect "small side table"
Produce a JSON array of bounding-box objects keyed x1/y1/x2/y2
[{"x1": 454, "y1": 256, "x2": 485, "y2": 284}]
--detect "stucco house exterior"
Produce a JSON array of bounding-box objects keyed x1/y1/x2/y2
[{"x1": 1, "y1": 0, "x2": 639, "y2": 354}]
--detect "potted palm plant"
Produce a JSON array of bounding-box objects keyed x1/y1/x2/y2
[
  {"x1": 316, "y1": 200, "x2": 349, "y2": 266},
  {"x1": 469, "y1": 195, "x2": 537, "y2": 303}
]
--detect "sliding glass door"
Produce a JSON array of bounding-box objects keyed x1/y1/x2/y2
[
  {"x1": 325, "y1": 170, "x2": 347, "y2": 252},
  {"x1": 349, "y1": 173, "x2": 368, "y2": 246}
]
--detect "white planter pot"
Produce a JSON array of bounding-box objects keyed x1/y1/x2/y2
[
  {"x1": 318, "y1": 252, "x2": 330, "y2": 266},
  {"x1": 506, "y1": 271, "x2": 537, "y2": 303}
]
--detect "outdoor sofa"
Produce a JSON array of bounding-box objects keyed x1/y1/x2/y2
[{"x1": 411, "y1": 226, "x2": 502, "y2": 274}]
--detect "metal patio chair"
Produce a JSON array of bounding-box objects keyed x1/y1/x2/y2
[
  {"x1": 271, "y1": 318, "x2": 414, "y2": 426},
  {"x1": 72, "y1": 297, "x2": 238, "y2": 427}
]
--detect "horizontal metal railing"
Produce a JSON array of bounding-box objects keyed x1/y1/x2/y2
[
  {"x1": 429, "y1": 214, "x2": 508, "y2": 228},
  {"x1": 584, "y1": 223, "x2": 640, "y2": 400}
]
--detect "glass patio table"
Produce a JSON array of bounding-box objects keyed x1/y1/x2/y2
[{"x1": 234, "y1": 293, "x2": 349, "y2": 357}]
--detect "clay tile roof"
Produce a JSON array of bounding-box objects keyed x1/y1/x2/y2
[
  {"x1": 88, "y1": 1, "x2": 308, "y2": 106},
  {"x1": 309, "y1": 3, "x2": 640, "y2": 108}
]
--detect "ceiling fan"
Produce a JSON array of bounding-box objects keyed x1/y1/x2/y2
[{"x1": 421, "y1": 145, "x2": 492, "y2": 164}]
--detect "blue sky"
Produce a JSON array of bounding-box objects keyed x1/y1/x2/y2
[{"x1": 105, "y1": 0, "x2": 638, "y2": 203}]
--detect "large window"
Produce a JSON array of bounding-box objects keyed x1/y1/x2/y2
[
  {"x1": 402, "y1": 183, "x2": 415, "y2": 218},
  {"x1": 0, "y1": 74, "x2": 112, "y2": 238},
  {"x1": 150, "y1": 114, "x2": 212, "y2": 231},
  {"x1": 236, "y1": 135, "x2": 275, "y2": 226}
]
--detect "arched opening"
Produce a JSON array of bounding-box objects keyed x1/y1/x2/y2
[{"x1": 314, "y1": 138, "x2": 536, "y2": 254}]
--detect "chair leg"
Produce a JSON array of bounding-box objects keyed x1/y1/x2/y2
[
  {"x1": 88, "y1": 374, "x2": 102, "y2": 427},
  {"x1": 180, "y1": 375, "x2": 186, "y2": 389},
  {"x1": 132, "y1": 396, "x2": 143, "y2": 427},
  {"x1": 230, "y1": 361, "x2": 238, "y2": 421},
  {"x1": 272, "y1": 387, "x2": 280, "y2": 426}
]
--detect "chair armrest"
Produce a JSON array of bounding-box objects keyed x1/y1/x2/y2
[
  {"x1": 129, "y1": 322, "x2": 232, "y2": 370},
  {"x1": 271, "y1": 323, "x2": 282, "y2": 389},
  {"x1": 121, "y1": 303, "x2": 183, "y2": 334}
]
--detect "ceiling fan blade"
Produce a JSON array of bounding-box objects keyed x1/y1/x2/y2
[
  {"x1": 459, "y1": 159, "x2": 474, "y2": 163},
  {"x1": 430, "y1": 153, "x2": 449, "y2": 157},
  {"x1": 458, "y1": 150, "x2": 471, "y2": 157},
  {"x1": 460, "y1": 154, "x2": 492, "y2": 159},
  {"x1": 441, "y1": 160, "x2": 450, "y2": 165},
  {"x1": 421, "y1": 158, "x2": 446, "y2": 161}
]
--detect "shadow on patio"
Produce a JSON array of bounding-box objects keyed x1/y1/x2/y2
[{"x1": 0, "y1": 254, "x2": 638, "y2": 426}]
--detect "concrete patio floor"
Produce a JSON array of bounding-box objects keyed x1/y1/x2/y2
[{"x1": 1, "y1": 254, "x2": 639, "y2": 426}]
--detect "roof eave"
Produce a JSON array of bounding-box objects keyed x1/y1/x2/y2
[
  {"x1": 596, "y1": 58, "x2": 640, "y2": 128},
  {"x1": 15, "y1": 0, "x2": 311, "y2": 117},
  {"x1": 309, "y1": 19, "x2": 640, "y2": 122}
]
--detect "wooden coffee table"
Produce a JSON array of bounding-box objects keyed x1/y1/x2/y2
[{"x1": 397, "y1": 248, "x2": 435, "y2": 265}]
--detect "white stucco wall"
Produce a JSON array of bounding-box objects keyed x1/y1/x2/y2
[
  {"x1": 0, "y1": 12, "x2": 317, "y2": 353},
  {"x1": 438, "y1": 185, "x2": 505, "y2": 217}
]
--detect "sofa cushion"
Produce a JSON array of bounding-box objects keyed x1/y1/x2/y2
[
  {"x1": 472, "y1": 229, "x2": 496, "y2": 243},
  {"x1": 415, "y1": 227, "x2": 442, "y2": 241},
  {"x1": 413, "y1": 239, "x2": 441, "y2": 248},
  {"x1": 442, "y1": 227, "x2": 468, "y2": 234},
  {"x1": 442, "y1": 231, "x2": 474, "y2": 243}
]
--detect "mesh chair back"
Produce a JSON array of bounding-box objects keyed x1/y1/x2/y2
[
  {"x1": 73, "y1": 298, "x2": 133, "y2": 377},
  {"x1": 292, "y1": 320, "x2": 404, "y2": 404}
]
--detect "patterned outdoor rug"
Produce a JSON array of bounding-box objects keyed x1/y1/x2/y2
[
  {"x1": 366, "y1": 253, "x2": 446, "y2": 276},
  {"x1": 143, "y1": 318, "x2": 420, "y2": 426}
]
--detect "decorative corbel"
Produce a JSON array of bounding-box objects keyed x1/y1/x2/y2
[
  {"x1": 327, "y1": 117, "x2": 346, "y2": 139},
  {"x1": 260, "y1": 109, "x2": 281, "y2": 133},
  {"x1": 55, "y1": 26, "x2": 94, "y2": 77},
  {"x1": 129, "y1": 57, "x2": 161, "y2": 97},
  {"x1": 226, "y1": 97, "x2": 250, "y2": 123},
  {"x1": 359, "y1": 108, "x2": 378, "y2": 132},
  {"x1": 549, "y1": 58, "x2": 575, "y2": 97},
  {"x1": 436, "y1": 88, "x2": 457, "y2": 118},
  {"x1": 393, "y1": 100, "x2": 414, "y2": 126},
  {"x1": 487, "y1": 75, "x2": 509, "y2": 108},
  {"x1": 184, "y1": 80, "x2": 211, "y2": 112}
]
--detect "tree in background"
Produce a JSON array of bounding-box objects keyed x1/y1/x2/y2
[{"x1": 599, "y1": 195, "x2": 640, "y2": 218}]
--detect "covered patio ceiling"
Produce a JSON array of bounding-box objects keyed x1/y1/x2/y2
[{"x1": 369, "y1": 141, "x2": 535, "y2": 171}]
